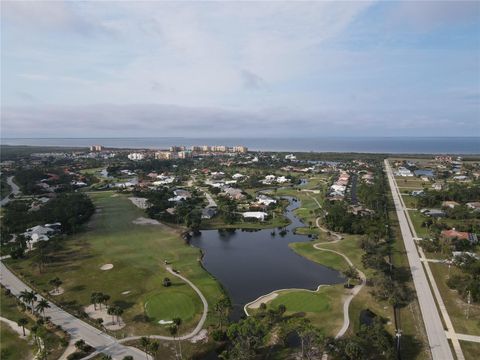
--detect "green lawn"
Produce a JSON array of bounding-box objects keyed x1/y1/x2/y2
[
  {"x1": 0, "y1": 325, "x2": 32, "y2": 360},
  {"x1": 429, "y1": 263, "x2": 480, "y2": 336},
  {"x1": 460, "y1": 340, "x2": 480, "y2": 360},
  {"x1": 6, "y1": 191, "x2": 224, "y2": 337},
  {"x1": 267, "y1": 286, "x2": 345, "y2": 337}
]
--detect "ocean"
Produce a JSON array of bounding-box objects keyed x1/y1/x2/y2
[{"x1": 1, "y1": 137, "x2": 479, "y2": 154}]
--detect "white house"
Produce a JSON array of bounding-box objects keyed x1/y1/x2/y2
[
  {"x1": 285, "y1": 154, "x2": 297, "y2": 161},
  {"x1": 395, "y1": 167, "x2": 413, "y2": 177},
  {"x1": 257, "y1": 195, "x2": 277, "y2": 206},
  {"x1": 276, "y1": 176, "x2": 290, "y2": 183},
  {"x1": 232, "y1": 173, "x2": 245, "y2": 180},
  {"x1": 242, "y1": 212, "x2": 268, "y2": 221},
  {"x1": 128, "y1": 153, "x2": 145, "y2": 161}
]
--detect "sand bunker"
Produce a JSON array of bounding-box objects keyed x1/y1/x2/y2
[
  {"x1": 247, "y1": 292, "x2": 279, "y2": 309},
  {"x1": 111, "y1": 194, "x2": 119, "y2": 197},
  {"x1": 84, "y1": 304, "x2": 125, "y2": 330},
  {"x1": 49, "y1": 287, "x2": 65, "y2": 296},
  {"x1": 128, "y1": 197, "x2": 150, "y2": 209},
  {"x1": 132, "y1": 217, "x2": 161, "y2": 225},
  {"x1": 121, "y1": 291, "x2": 131, "y2": 295},
  {"x1": 158, "y1": 320, "x2": 173, "y2": 325},
  {"x1": 100, "y1": 264, "x2": 114, "y2": 271}
]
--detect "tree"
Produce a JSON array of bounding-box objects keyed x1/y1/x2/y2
[
  {"x1": 168, "y1": 324, "x2": 179, "y2": 358},
  {"x1": 226, "y1": 317, "x2": 266, "y2": 360},
  {"x1": 149, "y1": 341, "x2": 160, "y2": 359},
  {"x1": 91, "y1": 292, "x2": 101, "y2": 310},
  {"x1": 173, "y1": 317, "x2": 183, "y2": 359},
  {"x1": 214, "y1": 297, "x2": 231, "y2": 329},
  {"x1": 123, "y1": 357, "x2": 134, "y2": 360},
  {"x1": 49, "y1": 277, "x2": 62, "y2": 294},
  {"x1": 107, "y1": 306, "x2": 116, "y2": 324},
  {"x1": 75, "y1": 339, "x2": 86, "y2": 351},
  {"x1": 19, "y1": 289, "x2": 37, "y2": 313},
  {"x1": 17, "y1": 318, "x2": 28, "y2": 336},
  {"x1": 140, "y1": 337, "x2": 151, "y2": 360},
  {"x1": 163, "y1": 277, "x2": 172, "y2": 287},
  {"x1": 289, "y1": 318, "x2": 325, "y2": 359},
  {"x1": 35, "y1": 299, "x2": 50, "y2": 320},
  {"x1": 343, "y1": 266, "x2": 359, "y2": 288},
  {"x1": 101, "y1": 293, "x2": 111, "y2": 309}
]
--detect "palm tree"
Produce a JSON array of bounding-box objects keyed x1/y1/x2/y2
[
  {"x1": 107, "y1": 306, "x2": 116, "y2": 324},
  {"x1": 35, "y1": 299, "x2": 50, "y2": 320},
  {"x1": 115, "y1": 307, "x2": 124, "y2": 325},
  {"x1": 168, "y1": 325, "x2": 178, "y2": 359},
  {"x1": 19, "y1": 290, "x2": 31, "y2": 311},
  {"x1": 29, "y1": 291, "x2": 38, "y2": 314},
  {"x1": 49, "y1": 277, "x2": 62, "y2": 294},
  {"x1": 140, "y1": 337, "x2": 151, "y2": 360},
  {"x1": 149, "y1": 341, "x2": 159, "y2": 359},
  {"x1": 173, "y1": 318, "x2": 183, "y2": 359},
  {"x1": 17, "y1": 318, "x2": 28, "y2": 336},
  {"x1": 101, "y1": 294, "x2": 110, "y2": 309}
]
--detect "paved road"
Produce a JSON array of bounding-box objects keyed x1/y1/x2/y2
[
  {"x1": 0, "y1": 176, "x2": 21, "y2": 206},
  {"x1": 385, "y1": 160, "x2": 454, "y2": 360},
  {"x1": 0, "y1": 262, "x2": 150, "y2": 360}
]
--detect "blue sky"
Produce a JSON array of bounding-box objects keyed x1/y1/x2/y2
[{"x1": 1, "y1": 1, "x2": 479, "y2": 137}]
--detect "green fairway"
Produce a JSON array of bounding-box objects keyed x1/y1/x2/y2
[
  {"x1": 258, "y1": 286, "x2": 345, "y2": 337},
  {"x1": 145, "y1": 292, "x2": 197, "y2": 323},
  {"x1": 6, "y1": 191, "x2": 223, "y2": 336},
  {"x1": 460, "y1": 340, "x2": 480, "y2": 360},
  {"x1": 0, "y1": 325, "x2": 32, "y2": 360}
]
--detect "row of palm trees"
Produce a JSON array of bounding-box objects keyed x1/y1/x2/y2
[
  {"x1": 18, "y1": 289, "x2": 51, "y2": 320},
  {"x1": 90, "y1": 292, "x2": 111, "y2": 310}
]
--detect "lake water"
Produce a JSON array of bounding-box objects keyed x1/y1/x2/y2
[
  {"x1": 189, "y1": 197, "x2": 343, "y2": 319},
  {"x1": 2, "y1": 137, "x2": 479, "y2": 154}
]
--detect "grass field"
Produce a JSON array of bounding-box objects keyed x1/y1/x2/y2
[
  {"x1": 429, "y1": 263, "x2": 480, "y2": 336},
  {"x1": 0, "y1": 325, "x2": 32, "y2": 360},
  {"x1": 6, "y1": 191, "x2": 224, "y2": 336},
  {"x1": 460, "y1": 340, "x2": 480, "y2": 360},
  {"x1": 263, "y1": 286, "x2": 345, "y2": 337}
]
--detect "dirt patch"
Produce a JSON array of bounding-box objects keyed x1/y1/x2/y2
[
  {"x1": 247, "y1": 292, "x2": 279, "y2": 309},
  {"x1": 132, "y1": 217, "x2": 162, "y2": 226},
  {"x1": 100, "y1": 263, "x2": 114, "y2": 271},
  {"x1": 49, "y1": 287, "x2": 65, "y2": 296},
  {"x1": 190, "y1": 329, "x2": 208, "y2": 343},
  {"x1": 84, "y1": 304, "x2": 125, "y2": 330},
  {"x1": 128, "y1": 197, "x2": 150, "y2": 209}
]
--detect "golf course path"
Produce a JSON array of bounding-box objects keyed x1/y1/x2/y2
[
  {"x1": 312, "y1": 241, "x2": 366, "y2": 338},
  {"x1": 0, "y1": 316, "x2": 31, "y2": 337},
  {"x1": 308, "y1": 194, "x2": 366, "y2": 338},
  {"x1": 118, "y1": 265, "x2": 208, "y2": 343}
]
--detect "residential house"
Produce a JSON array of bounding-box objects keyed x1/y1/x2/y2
[
  {"x1": 441, "y1": 229, "x2": 478, "y2": 244},
  {"x1": 442, "y1": 201, "x2": 460, "y2": 209},
  {"x1": 466, "y1": 202, "x2": 480, "y2": 212},
  {"x1": 242, "y1": 211, "x2": 268, "y2": 221}
]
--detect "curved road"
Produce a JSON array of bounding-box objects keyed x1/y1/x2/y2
[{"x1": 0, "y1": 176, "x2": 20, "y2": 206}]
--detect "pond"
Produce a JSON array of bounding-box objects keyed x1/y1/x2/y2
[
  {"x1": 414, "y1": 169, "x2": 434, "y2": 177},
  {"x1": 190, "y1": 196, "x2": 344, "y2": 319}
]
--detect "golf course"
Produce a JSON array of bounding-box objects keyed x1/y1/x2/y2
[{"x1": 5, "y1": 191, "x2": 224, "y2": 336}]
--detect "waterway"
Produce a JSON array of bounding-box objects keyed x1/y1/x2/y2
[{"x1": 189, "y1": 196, "x2": 344, "y2": 319}]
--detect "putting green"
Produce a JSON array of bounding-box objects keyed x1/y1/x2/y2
[{"x1": 145, "y1": 291, "x2": 197, "y2": 322}]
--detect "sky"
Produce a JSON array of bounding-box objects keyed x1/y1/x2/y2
[{"x1": 1, "y1": 0, "x2": 479, "y2": 138}]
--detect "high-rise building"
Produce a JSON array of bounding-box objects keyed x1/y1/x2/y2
[
  {"x1": 155, "y1": 151, "x2": 174, "y2": 160},
  {"x1": 89, "y1": 145, "x2": 103, "y2": 152},
  {"x1": 232, "y1": 146, "x2": 248, "y2": 153}
]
